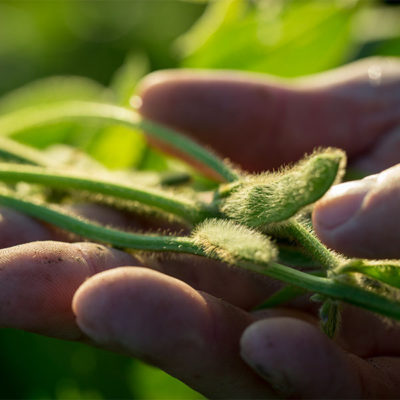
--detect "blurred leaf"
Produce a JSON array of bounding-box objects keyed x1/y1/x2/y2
[
  {"x1": 0, "y1": 329, "x2": 134, "y2": 399},
  {"x1": 0, "y1": 76, "x2": 113, "y2": 149},
  {"x1": 138, "y1": 147, "x2": 170, "y2": 171},
  {"x1": 0, "y1": 76, "x2": 112, "y2": 114},
  {"x1": 355, "y1": 36, "x2": 400, "y2": 60},
  {"x1": 110, "y1": 52, "x2": 150, "y2": 106},
  {"x1": 373, "y1": 36, "x2": 400, "y2": 56},
  {"x1": 175, "y1": 0, "x2": 246, "y2": 57},
  {"x1": 86, "y1": 53, "x2": 150, "y2": 168},
  {"x1": 131, "y1": 362, "x2": 204, "y2": 400},
  {"x1": 178, "y1": 0, "x2": 358, "y2": 77},
  {"x1": 88, "y1": 125, "x2": 147, "y2": 169}
]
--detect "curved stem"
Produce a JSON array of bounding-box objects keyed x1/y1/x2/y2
[
  {"x1": 0, "y1": 188, "x2": 203, "y2": 255},
  {"x1": 0, "y1": 187, "x2": 399, "y2": 321},
  {"x1": 0, "y1": 101, "x2": 240, "y2": 182},
  {"x1": 0, "y1": 136, "x2": 53, "y2": 166},
  {"x1": 0, "y1": 163, "x2": 217, "y2": 224},
  {"x1": 243, "y1": 261, "x2": 400, "y2": 321},
  {"x1": 281, "y1": 220, "x2": 341, "y2": 270}
]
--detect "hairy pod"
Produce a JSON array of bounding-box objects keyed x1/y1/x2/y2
[
  {"x1": 220, "y1": 148, "x2": 346, "y2": 228},
  {"x1": 192, "y1": 219, "x2": 277, "y2": 265}
]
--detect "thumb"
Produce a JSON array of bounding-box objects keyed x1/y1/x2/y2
[{"x1": 313, "y1": 164, "x2": 400, "y2": 259}]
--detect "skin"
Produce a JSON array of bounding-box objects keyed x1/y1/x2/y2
[{"x1": 1, "y1": 56, "x2": 400, "y2": 398}]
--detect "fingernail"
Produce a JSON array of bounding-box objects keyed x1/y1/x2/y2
[{"x1": 314, "y1": 179, "x2": 374, "y2": 230}]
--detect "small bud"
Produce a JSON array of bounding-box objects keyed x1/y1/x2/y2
[
  {"x1": 192, "y1": 219, "x2": 277, "y2": 265},
  {"x1": 319, "y1": 298, "x2": 340, "y2": 338}
]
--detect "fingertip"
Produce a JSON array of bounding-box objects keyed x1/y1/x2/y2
[
  {"x1": 312, "y1": 179, "x2": 375, "y2": 254},
  {"x1": 240, "y1": 317, "x2": 361, "y2": 398},
  {"x1": 0, "y1": 241, "x2": 138, "y2": 339},
  {"x1": 73, "y1": 267, "x2": 210, "y2": 353},
  {"x1": 73, "y1": 267, "x2": 272, "y2": 398},
  {"x1": 313, "y1": 165, "x2": 400, "y2": 258}
]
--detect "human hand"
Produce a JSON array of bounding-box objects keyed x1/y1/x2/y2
[{"x1": 1, "y1": 56, "x2": 400, "y2": 398}]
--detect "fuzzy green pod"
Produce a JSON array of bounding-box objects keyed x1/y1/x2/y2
[
  {"x1": 192, "y1": 219, "x2": 277, "y2": 265},
  {"x1": 221, "y1": 148, "x2": 346, "y2": 228}
]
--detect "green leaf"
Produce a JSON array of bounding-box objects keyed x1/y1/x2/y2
[
  {"x1": 336, "y1": 259, "x2": 400, "y2": 290},
  {"x1": 88, "y1": 125, "x2": 147, "y2": 169},
  {"x1": 178, "y1": 0, "x2": 358, "y2": 77},
  {"x1": 192, "y1": 218, "x2": 277, "y2": 265},
  {"x1": 255, "y1": 284, "x2": 307, "y2": 310},
  {"x1": 0, "y1": 76, "x2": 111, "y2": 114},
  {"x1": 319, "y1": 298, "x2": 340, "y2": 338},
  {"x1": 0, "y1": 76, "x2": 113, "y2": 149},
  {"x1": 221, "y1": 148, "x2": 346, "y2": 228},
  {"x1": 110, "y1": 52, "x2": 150, "y2": 106}
]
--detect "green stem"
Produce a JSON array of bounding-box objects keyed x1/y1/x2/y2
[
  {"x1": 0, "y1": 136, "x2": 53, "y2": 166},
  {"x1": 0, "y1": 101, "x2": 240, "y2": 182},
  {"x1": 282, "y1": 220, "x2": 341, "y2": 270},
  {"x1": 0, "y1": 187, "x2": 399, "y2": 321},
  {"x1": 242, "y1": 261, "x2": 400, "y2": 321},
  {"x1": 0, "y1": 163, "x2": 217, "y2": 224},
  {"x1": 0, "y1": 188, "x2": 203, "y2": 255}
]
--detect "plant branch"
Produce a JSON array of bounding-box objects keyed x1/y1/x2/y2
[
  {"x1": 0, "y1": 163, "x2": 217, "y2": 224},
  {"x1": 242, "y1": 261, "x2": 400, "y2": 321},
  {"x1": 280, "y1": 219, "x2": 342, "y2": 270},
  {"x1": 0, "y1": 187, "x2": 399, "y2": 321},
  {"x1": 0, "y1": 101, "x2": 240, "y2": 182},
  {"x1": 0, "y1": 188, "x2": 203, "y2": 255},
  {"x1": 0, "y1": 136, "x2": 53, "y2": 166}
]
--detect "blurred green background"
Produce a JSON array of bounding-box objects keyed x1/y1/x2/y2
[{"x1": 0, "y1": 0, "x2": 399, "y2": 398}]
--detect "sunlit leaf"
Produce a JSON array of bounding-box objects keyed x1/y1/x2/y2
[
  {"x1": 178, "y1": 0, "x2": 358, "y2": 77},
  {"x1": 336, "y1": 259, "x2": 400, "y2": 289},
  {"x1": 0, "y1": 76, "x2": 113, "y2": 149},
  {"x1": 88, "y1": 125, "x2": 147, "y2": 169},
  {"x1": 110, "y1": 52, "x2": 150, "y2": 106}
]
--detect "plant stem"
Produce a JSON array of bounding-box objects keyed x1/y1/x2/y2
[
  {"x1": 0, "y1": 187, "x2": 399, "y2": 320},
  {"x1": 0, "y1": 101, "x2": 240, "y2": 182},
  {"x1": 0, "y1": 188, "x2": 203, "y2": 255},
  {"x1": 281, "y1": 220, "x2": 341, "y2": 270},
  {"x1": 0, "y1": 163, "x2": 217, "y2": 224},
  {"x1": 242, "y1": 261, "x2": 400, "y2": 321},
  {"x1": 0, "y1": 136, "x2": 52, "y2": 166}
]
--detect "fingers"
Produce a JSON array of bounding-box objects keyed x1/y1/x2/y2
[
  {"x1": 336, "y1": 305, "x2": 400, "y2": 358},
  {"x1": 0, "y1": 204, "x2": 282, "y2": 310},
  {"x1": 140, "y1": 253, "x2": 281, "y2": 310},
  {"x1": 0, "y1": 207, "x2": 58, "y2": 247},
  {"x1": 73, "y1": 267, "x2": 275, "y2": 399},
  {"x1": 352, "y1": 126, "x2": 400, "y2": 174},
  {"x1": 313, "y1": 164, "x2": 400, "y2": 258},
  {"x1": 241, "y1": 317, "x2": 400, "y2": 398},
  {"x1": 0, "y1": 241, "x2": 138, "y2": 339},
  {"x1": 138, "y1": 57, "x2": 400, "y2": 172}
]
